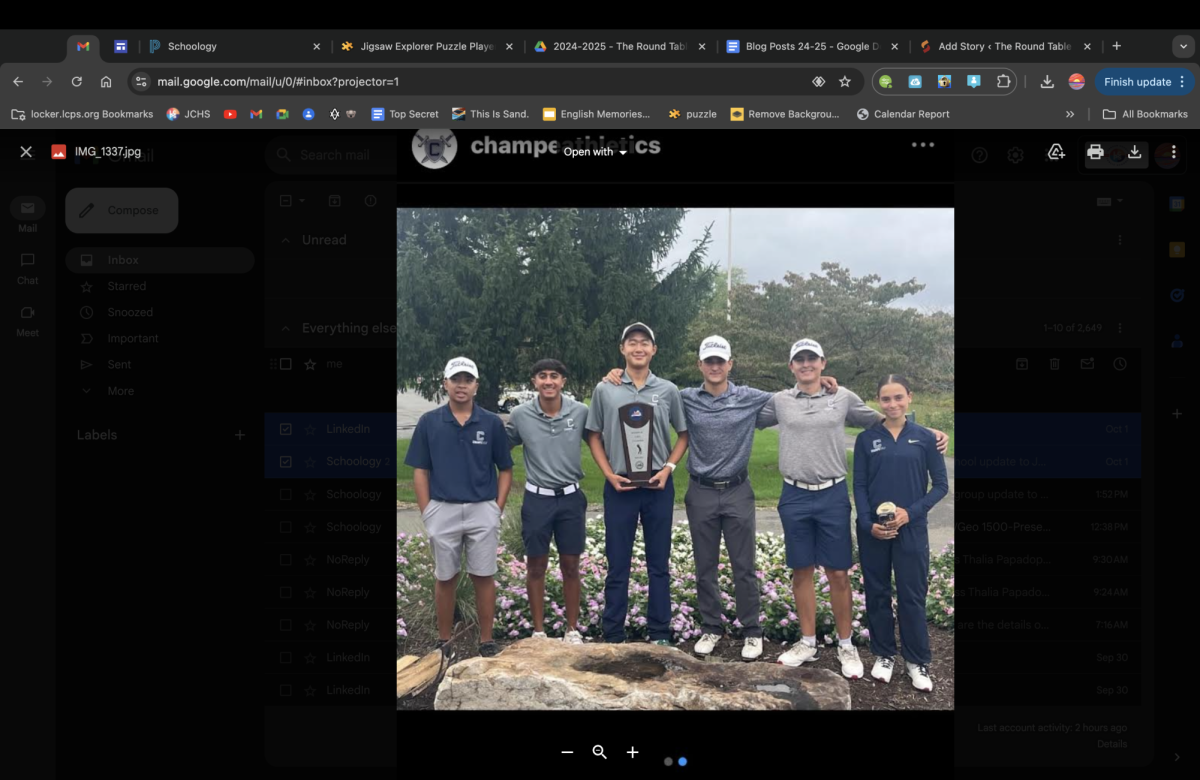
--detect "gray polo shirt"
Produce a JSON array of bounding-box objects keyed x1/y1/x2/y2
[
  {"x1": 757, "y1": 385, "x2": 881, "y2": 484},
  {"x1": 680, "y1": 381, "x2": 772, "y2": 479},
  {"x1": 586, "y1": 370, "x2": 687, "y2": 475},
  {"x1": 505, "y1": 395, "x2": 589, "y2": 489}
]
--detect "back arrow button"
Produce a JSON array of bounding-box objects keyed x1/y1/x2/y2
[{"x1": 13, "y1": 77, "x2": 23, "y2": 86}]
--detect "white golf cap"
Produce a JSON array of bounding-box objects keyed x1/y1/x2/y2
[
  {"x1": 698, "y1": 335, "x2": 732, "y2": 361},
  {"x1": 443, "y1": 356, "x2": 479, "y2": 379},
  {"x1": 789, "y1": 338, "x2": 825, "y2": 361},
  {"x1": 620, "y1": 322, "x2": 655, "y2": 343}
]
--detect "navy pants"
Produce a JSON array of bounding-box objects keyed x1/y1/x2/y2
[
  {"x1": 859, "y1": 521, "x2": 931, "y2": 664},
  {"x1": 602, "y1": 475, "x2": 674, "y2": 642}
]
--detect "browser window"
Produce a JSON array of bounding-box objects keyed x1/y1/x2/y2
[{"x1": 4, "y1": 27, "x2": 1191, "y2": 772}]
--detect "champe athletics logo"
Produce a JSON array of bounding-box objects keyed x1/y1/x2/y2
[
  {"x1": 473, "y1": 430, "x2": 487, "y2": 445},
  {"x1": 412, "y1": 129, "x2": 458, "y2": 169}
]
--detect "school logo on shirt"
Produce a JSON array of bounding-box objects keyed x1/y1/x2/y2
[
  {"x1": 566, "y1": 418, "x2": 575, "y2": 429},
  {"x1": 630, "y1": 408, "x2": 643, "y2": 419},
  {"x1": 651, "y1": 394, "x2": 660, "y2": 405},
  {"x1": 871, "y1": 438, "x2": 885, "y2": 453},
  {"x1": 473, "y1": 431, "x2": 487, "y2": 445}
]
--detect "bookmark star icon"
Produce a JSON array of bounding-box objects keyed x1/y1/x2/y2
[
  {"x1": 304, "y1": 653, "x2": 317, "y2": 664},
  {"x1": 81, "y1": 281, "x2": 93, "y2": 292},
  {"x1": 304, "y1": 620, "x2": 316, "y2": 631},
  {"x1": 839, "y1": 75, "x2": 851, "y2": 87},
  {"x1": 305, "y1": 554, "x2": 316, "y2": 565},
  {"x1": 305, "y1": 522, "x2": 316, "y2": 533},
  {"x1": 304, "y1": 685, "x2": 316, "y2": 696},
  {"x1": 305, "y1": 359, "x2": 316, "y2": 370},
  {"x1": 304, "y1": 425, "x2": 316, "y2": 435},
  {"x1": 304, "y1": 587, "x2": 316, "y2": 598},
  {"x1": 304, "y1": 490, "x2": 316, "y2": 500},
  {"x1": 304, "y1": 457, "x2": 316, "y2": 468}
]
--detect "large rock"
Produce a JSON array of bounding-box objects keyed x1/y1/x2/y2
[{"x1": 434, "y1": 639, "x2": 851, "y2": 710}]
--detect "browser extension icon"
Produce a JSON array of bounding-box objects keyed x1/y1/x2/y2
[{"x1": 371, "y1": 108, "x2": 385, "y2": 121}]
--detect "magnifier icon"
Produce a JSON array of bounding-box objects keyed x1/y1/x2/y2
[
  {"x1": 592, "y1": 745, "x2": 606, "y2": 759},
  {"x1": 277, "y1": 147, "x2": 292, "y2": 163}
]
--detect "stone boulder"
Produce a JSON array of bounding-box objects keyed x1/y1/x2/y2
[{"x1": 434, "y1": 639, "x2": 850, "y2": 710}]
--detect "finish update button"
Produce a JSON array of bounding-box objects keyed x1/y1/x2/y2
[{"x1": 1095, "y1": 68, "x2": 1193, "y2": 95}]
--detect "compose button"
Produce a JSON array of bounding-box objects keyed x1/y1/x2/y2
[
  {"x1": 1095, "y1": 68, "x2": 1194, "y2": 96},
  {"x1": 64, "y1": 188, "x2": 179, "y2": 233}
]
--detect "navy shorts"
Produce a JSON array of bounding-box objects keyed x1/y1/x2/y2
[
  {"x1": 777, "y1": 481, "x2": 853, "y2": 571},
  {"x1": 520, "y1": 489, "x2": 587, "y2": 558}
]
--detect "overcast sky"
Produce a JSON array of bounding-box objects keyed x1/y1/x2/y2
[{"x1": 674, "y1": 208, "x2": 954, "y2": 312}]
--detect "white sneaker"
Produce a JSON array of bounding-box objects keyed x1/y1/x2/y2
[
  {"x1": 694, "y1": 632, "x2": 722, "y2": 655},
  {"x1": 837, "y1": 644, "x2": 864, "y2": 679},
  {"x1": 871, "y1": 656, "x2": 895, "y2": 683},
  {"x1": 741, "y1": 637, "x2": 763, "y2": 661},
  {"x1": 563, "y1": 630, "x2": 584, "y2": 644},
  {"x1": 531, "y1": 631, "x2": 547, "y2": 639},
  {"x1": 906, "y1": 662, "x2": 933, "y2": 691},
  {"x1": 778, "y1": 641, "x2": 819, "y2": 667}
]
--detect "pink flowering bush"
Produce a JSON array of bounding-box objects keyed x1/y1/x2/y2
[
  {"x1": 925, "y1": 540, "x2": 955, "y2": 629},
  {"x1": 397, "y1": 522, "x2": 954, "y2": 645}
]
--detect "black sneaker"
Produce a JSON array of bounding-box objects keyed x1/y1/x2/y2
[{"x1": 479, "y1": 641, "x2": 500, "y2": 658}]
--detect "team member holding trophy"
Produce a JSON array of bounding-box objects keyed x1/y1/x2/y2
[
  {"x1": 586, "y1": 323, "x2": 689, "y2": 645},
  {"x1": 853, "y1": 374, "x2": 948, "y2": 691}
]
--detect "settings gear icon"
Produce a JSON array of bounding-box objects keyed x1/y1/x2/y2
[{"x1": 1007, "y1": 146, "x2": 1024, "y2": 164}]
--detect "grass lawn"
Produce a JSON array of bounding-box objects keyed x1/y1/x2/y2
[
  {"x1": 398, "y1": 429, "x2": 845, "y2": 509},
  {"x1": 396, "y1": 392, "x2": 952, "y2": 509}
]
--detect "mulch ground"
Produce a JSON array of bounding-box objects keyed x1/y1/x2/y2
[{"x1": 397, "y1": 625, "x2": 953, "y2": 711}]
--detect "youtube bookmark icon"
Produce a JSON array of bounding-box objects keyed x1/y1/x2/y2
[
  {"x1": 51, "y1": 144, "x2": 67, "y2": 160},
  {"x1": 224, "y1": 109, "x2": 237, "y2": 119}
]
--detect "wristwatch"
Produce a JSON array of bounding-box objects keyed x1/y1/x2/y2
[{"x1": 664, "y1": 462, "x2": 677, "y2": 472}]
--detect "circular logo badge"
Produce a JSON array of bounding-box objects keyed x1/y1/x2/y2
[
  {"x1": 878, "y1": 74, "x2": 892, "y2": 88},
  {"x1": 166, "y1": 107, "x2": 179, "y2": 121},
  {"x1": 1069, "y1": 73, "x2": 1086, "y2": 90},
  {"x1": 412, "y1": 130, "x2": 458, "y2": 169}
]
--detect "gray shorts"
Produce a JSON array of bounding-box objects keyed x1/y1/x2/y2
[{"x1": 422, "y1": 499, "x2": 501, "y2": 580}]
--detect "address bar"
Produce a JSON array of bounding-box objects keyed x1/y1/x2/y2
[{"x1": 132, "y1": 68, "x2": 866, "y2": 95}]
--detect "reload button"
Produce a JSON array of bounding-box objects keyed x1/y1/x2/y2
[{"x1": 64, "y1": 188, "x2": 179, "y2": 234}]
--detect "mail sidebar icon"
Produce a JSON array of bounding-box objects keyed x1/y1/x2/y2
[
  {"x1": 1081, "y1": 357, "x2": 1095, "y2": 369},
  {"x1": 21, "y1": 203, "x2": 35, "y2": 214}
]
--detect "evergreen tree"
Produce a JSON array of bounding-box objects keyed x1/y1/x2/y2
[{"x1": 397, "y1": 208, "x2": 716, "y2": 410}]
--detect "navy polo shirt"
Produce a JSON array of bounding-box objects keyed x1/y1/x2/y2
[
  {"x1": 852, "y1": 420, "x2": 948, "y2": 533},
  {"x1": 404, "y1": 403, "x2": 514, "y2": 503}
]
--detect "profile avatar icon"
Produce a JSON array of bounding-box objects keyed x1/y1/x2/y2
[{"x1": 412, "y1": 130, "x2": 458, "y2": 169}]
